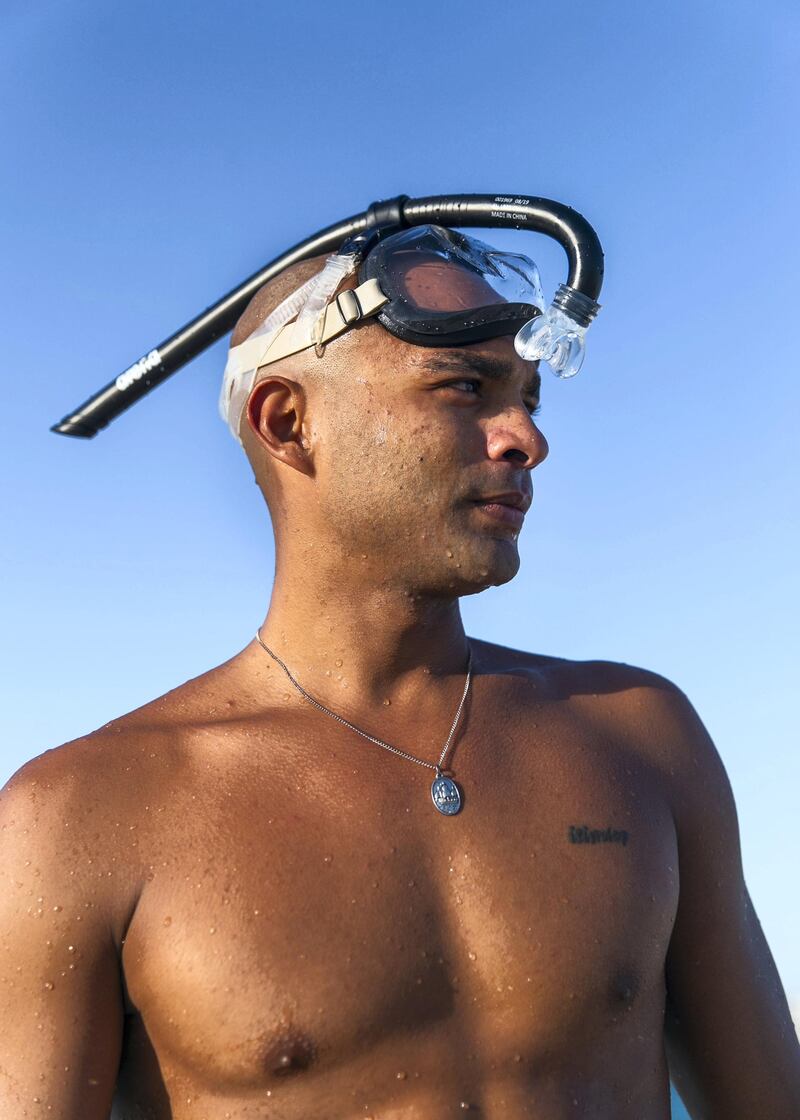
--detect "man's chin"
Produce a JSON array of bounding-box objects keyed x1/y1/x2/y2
[{"x1": 452, "y1": 539, "x2": 521, "y2": 596}]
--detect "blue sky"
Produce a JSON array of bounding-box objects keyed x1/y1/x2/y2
[{"x1": 2, "y1": 0, "x2": 798, "y2": 1083}]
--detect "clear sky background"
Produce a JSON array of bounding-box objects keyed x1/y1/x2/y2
[{"x1": 1, "y1": 1, "x2": 798, "y2": 1105}]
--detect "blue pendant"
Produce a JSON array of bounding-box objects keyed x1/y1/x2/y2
[{"x1": 431, "y1": 773, "x2": 462, "y2": 815}]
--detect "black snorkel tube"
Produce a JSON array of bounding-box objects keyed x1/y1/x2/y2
[{"x1": 50, "y1": 193, "x2": 604, "y2": 439}]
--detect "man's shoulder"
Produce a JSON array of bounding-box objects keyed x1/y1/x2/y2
[
  {"x1": 3, "y1": 652, "x2": 252, "y2": 808},
  {"x1": 472, "y1": 638, "x2": 699, "y2": 770},
  {"x1": 478, "y1": 643, "x2": 720, "y2": 828},
  {"x1": 1, "y1": 654, "x2": 258, "y2": 938},
  {"x1": 470, "y1": 636, "x2": 682, "y2": 698},
  {"x1": 0, "y1": 681, "x2": 213, "y2": 947}
]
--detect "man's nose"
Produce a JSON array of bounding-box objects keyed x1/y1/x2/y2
[{"x1": 484, "y1": 408, "x2": 549, "y2": 469}]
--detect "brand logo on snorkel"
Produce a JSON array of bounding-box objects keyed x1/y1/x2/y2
[{"x1": 116, "y1": 349, "x2": 162, "y2": 392}]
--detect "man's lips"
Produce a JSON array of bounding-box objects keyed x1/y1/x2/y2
[{"x1": 470, "y1": 491, "x2": 530, "y2": 528}]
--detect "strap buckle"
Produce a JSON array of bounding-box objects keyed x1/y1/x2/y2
[{"x1": 335, "y1": 288, "x2": 363, "y2": 325}]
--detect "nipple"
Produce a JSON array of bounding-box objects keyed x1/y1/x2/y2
[{"x1": 262, "y1": 1029, "x2": 315, "y2": 1077}]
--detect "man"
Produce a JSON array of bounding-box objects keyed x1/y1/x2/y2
[{"x1": 2, "y1": 233, "x2": 799, "y2": 1119}]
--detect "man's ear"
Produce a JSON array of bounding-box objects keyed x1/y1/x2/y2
[{"x1": 245, "y1": 375, "x2": 314, "y2": 477}]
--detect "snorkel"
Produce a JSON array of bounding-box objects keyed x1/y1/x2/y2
[{"x1": 50, "y1": 194, "x2": 604, "y2": 439}]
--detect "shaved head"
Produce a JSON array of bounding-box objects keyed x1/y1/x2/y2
[{"x1": 230, "y1": 253, "x2": 329, "y2": 350}]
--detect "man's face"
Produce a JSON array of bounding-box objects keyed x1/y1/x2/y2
[{"x1": 301, "y1": 279, "x2": 548, "y2": 598}]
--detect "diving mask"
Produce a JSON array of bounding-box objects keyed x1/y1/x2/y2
[{"x1": 220, "y1": 224, "x2": 592, "y2": 444}]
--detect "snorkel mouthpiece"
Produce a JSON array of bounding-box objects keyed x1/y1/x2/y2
[{"x1": 514, "y1": 284, "x2": 601, "y2": 379}]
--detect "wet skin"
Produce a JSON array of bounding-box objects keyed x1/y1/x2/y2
[
  {"x1": 5, "y1": 644, "x2": 693, "y2": 1119},
  {"x1": 114, "y1": 648, "x2": 679, "y2": 1119},
  {"x1": 5, "y1": 275, "x2": 799, "y2": 1116}
]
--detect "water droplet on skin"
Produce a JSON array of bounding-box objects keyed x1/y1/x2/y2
[
  {"x1": 468, "y1": 951, "x2": 477, "y2": 961},
  {"x1": 163, "y1": 916, "x2": 172, "y2": 927},
  {"x1": 383, "y1": 698, "x2": 391, "y2": 706},
  {"x1": 396, "y1": 1071, "x2": 407, "y2": 1079},
  {"x1": 43, "y1": 981, "x2": 54, "y2": 991},
  {"x1": 323, "y1": 855, "x2": 333, "y2": 864},
  {"x1": 52, "y1": 905, "x2": 62, "y2": 912},
  {"x1": 335, "y1": 658, "x2": 343, "y2": 667}
]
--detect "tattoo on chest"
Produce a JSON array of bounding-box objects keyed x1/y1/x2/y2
[{"x1": 568, "y1": 824, "x2": 629, "y2": 846}]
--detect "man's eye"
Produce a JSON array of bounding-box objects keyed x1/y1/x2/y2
[
  {"x1": 439, "y1": 380, "x2": 540, "y2": 416},
  {"x1": 445, "y1": 379, "x2": 481, "y2": 394}
]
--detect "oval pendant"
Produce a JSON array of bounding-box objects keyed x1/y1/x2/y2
[{"x1": 431, "y1": 773, "x2": 462, "y2": 815}]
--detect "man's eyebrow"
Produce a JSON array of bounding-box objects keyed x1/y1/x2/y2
[{"x1": 418, "y1": 352, "x2": 541, "y2": 397}]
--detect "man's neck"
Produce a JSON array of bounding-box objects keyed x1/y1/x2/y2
[{"x1": 257, "y1": 568, "x2": 472, "y2": 715}]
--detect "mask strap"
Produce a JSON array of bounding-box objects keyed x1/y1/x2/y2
[{"x1": 219, "y1": 278, "x2": 389, "y2": 441}]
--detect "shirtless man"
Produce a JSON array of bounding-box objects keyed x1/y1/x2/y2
[{"x1": 2, "y1": 236, "x2": 799, "y2": 1120}]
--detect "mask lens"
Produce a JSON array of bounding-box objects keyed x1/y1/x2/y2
[
  {"x1": 396, "y1": 253, "x2": 510, "y2": 312},
  {"x1": 362, "y1": 225, "x2": 545, "y2": 346}
]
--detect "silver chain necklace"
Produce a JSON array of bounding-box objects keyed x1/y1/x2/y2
[{"x1": 254, "y1": 630, "x2": 473, "y2": 816}]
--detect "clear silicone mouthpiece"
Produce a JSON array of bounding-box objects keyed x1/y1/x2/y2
[{"x1": 514, "y1": 283, "x2": 600, "y2": 379}]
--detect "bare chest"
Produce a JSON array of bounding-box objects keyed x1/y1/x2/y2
[{"x1": 120, "y1": 686, "x2": 679, "y2": 1103}]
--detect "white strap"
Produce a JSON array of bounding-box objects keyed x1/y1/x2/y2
[{"x1": 226, "y1": 277, "x2": 388, "y2": 377}]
